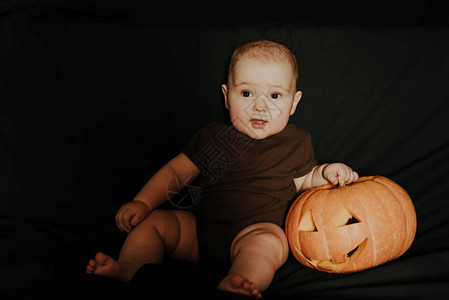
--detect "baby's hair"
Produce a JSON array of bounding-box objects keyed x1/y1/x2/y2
[{"x1": 227, "y1": 39, "x2": 298, "y2": 83}]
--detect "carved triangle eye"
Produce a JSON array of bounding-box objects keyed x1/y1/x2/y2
[
  {"x1": 334, "y1": 207, "x2": 361, "y2": 227},
  {"x1": 298, "y1": 210, "x2": 317, "y2": 232}
]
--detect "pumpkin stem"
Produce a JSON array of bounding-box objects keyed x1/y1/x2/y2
[{"x1": 338, "y1": 178, "x2": 346, "y2": 188}]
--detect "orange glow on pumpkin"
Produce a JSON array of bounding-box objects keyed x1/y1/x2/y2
[{"x1": 285, "y1": 176, "x2": 417, "y2": 273}]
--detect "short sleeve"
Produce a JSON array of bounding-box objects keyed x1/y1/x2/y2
[
  {"x1": 180, "y1": 128, "x2": 207, "y2": 162},
  {"x1": 293, "y1": 131, "x2": 317, "y2": 178},
  {"x1": 180, "y1": 123, "x2": 223, "y2": 168}
]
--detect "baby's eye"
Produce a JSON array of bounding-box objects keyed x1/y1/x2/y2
[
  {"x1": 271, "y1": 93, "x2": 281, "y2": 99},
  {"x1": 242, "y1": 91, "x2": 252, "y2": 97}
]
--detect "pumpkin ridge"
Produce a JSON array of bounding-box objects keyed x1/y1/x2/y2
[
  {"x1": 286, "y1": 176, "x2": 416, "y2": 273},
  {"x1": 351, "y1": 184, "x2": 377, "y2": 267},
  {"x1": 321, "y1": 192, "x2": 331, "y2": 262},
  {"x1": 286, "y1": 187, "x2": 320, "y2": 254},
  {"x1": 371, "y1": 178, "x2": 403, "y2": 263},
  {"x1": 374, "y1": 177, "x2": 416, "y2": 257},
  {"x1": 369, "y1": 180, "x2": 396, "y2": 264}
]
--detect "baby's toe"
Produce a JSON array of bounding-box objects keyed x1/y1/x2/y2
[
  {"x1": 94, "y1": 252, "x2": 111, "y2": 265},
  {"x1": 88, "y1": 259, "x2": 97, "y2": 267},
  {"x1": 252, "y1": 288, "x2": 261, "y2": 298},
  {"x1": 242, "y1": 280, "x2": 252, "y2": 290},
  {"x1": 86, "y1": 264, "x2": 95, "y2": 273},
  {"x1": 229, "y1": 274, "x2": 245, "y2": 288}
]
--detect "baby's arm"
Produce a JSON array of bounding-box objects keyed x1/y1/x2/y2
[
  {"x1": 294, "y1": 163, "x2": 358, "y2": 193},
  {"x1": 115, "y1": 153, "x2": 200, "y2": 232}
]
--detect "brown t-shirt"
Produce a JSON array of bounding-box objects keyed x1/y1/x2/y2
[{"x1": 181, "y1": 122, "x2": 316, "y2": 265}]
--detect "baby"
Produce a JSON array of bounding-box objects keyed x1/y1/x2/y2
[{"x1": 86, "y1": 39, "x2": 358, "y2": 298}]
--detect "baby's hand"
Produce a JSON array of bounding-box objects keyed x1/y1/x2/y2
[
  {"x1": 115, "y1": 201, "x2": 150, "y2": 233},
  {"x1": 323, "y1": 163, "x2": 359, "y2": 186}
]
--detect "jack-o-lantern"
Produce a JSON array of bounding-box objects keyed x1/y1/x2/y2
[{"x1": 285, "y1": 176, "x2": 417, "y2": 273}]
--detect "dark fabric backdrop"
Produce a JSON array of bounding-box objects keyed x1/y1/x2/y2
[{"x1": 1, "y1": 1, "x2": 449, "y2": 299}]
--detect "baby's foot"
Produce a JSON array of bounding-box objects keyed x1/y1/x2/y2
[
  {"x1": 86, "y1": 252, "x2": 137, "y2": 282},
  {"x1": 217, "y1": 274, "x2": 262, "y2": 298}
]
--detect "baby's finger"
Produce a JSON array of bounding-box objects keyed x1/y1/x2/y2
[
  {"x1": 129, "y1": 213, "x2": 144, "y2": 226},
  {"x1": 116, "y1": 219, "x2": 127, "y2": 233},
  {"x1": 353, "y1": 171, "x2": 359, "y2": 182},
  {"x1": 118, "y1": 210, "x2": 134, "y2": 232},
  {"x1": 124, "y1": 218, "x2": 133, "y2": 233},
  {"x1": 115, "y1": 211, "x2": 124, "y2": 231},
  {"x1": 344, "y1": 170, "x2": 358, "y2": 184},
  {"x1": 115, "y1": 206, "x2": 130, "y2": 231},
  {"x1": 327, "y1": 173, "x2": 339, "y2": 185}
]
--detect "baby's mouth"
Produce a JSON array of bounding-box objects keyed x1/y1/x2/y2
[{"x1": 250, "y1": 119, "x2": 268, "y2": 129}]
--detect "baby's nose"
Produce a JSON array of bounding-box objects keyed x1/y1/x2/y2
[
  {"x1": 252, "y1": 96, "x2": 268, "y2": 111},
  {"x1": 253, "y1": 104, "x2": 267, "y2": 111}
]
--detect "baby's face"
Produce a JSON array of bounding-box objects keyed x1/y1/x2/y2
[{"x1": 222, "y1": 58, "x2": 302, "y2": 140}]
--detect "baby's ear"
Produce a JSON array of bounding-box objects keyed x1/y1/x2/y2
[
  {"x1": 290, "y1": 91, "x2": 302, "y2": 115},
  {"x1": 222, "y1": 84, "x2": 229, "y2": 109}
]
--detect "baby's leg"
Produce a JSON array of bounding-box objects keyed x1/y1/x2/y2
[
  {"x1": 86, "y1": 209, "x2": 198, "y2": 282},
  {"x1": 217, "y1": 223, "x2": 289, "y2": 298}
]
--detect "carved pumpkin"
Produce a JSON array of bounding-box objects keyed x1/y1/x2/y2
[{"x1": 285, "y1": 176, "x2": 417, "y2": 273}]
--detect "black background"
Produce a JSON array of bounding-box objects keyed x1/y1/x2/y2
[{"x1": 1, "y1": 0, "x2": 449, "y2": 299}]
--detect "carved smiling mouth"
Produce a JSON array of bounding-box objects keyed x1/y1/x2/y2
[{"x1": 304, "y1": 238, "x2": 368, "y2": 272}]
